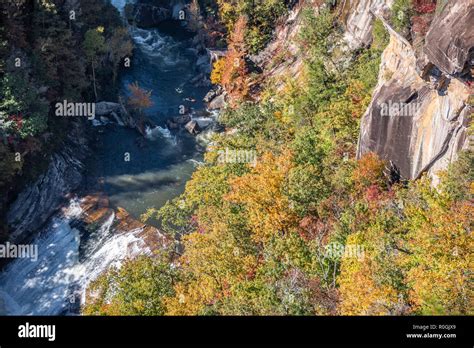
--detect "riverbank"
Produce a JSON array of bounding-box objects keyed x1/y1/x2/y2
[{"x1": 0, "y1": 0, "x2": 219, "y2": 314}]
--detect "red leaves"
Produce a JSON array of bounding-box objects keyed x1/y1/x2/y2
[
  {"x1": 412, "y1": 0, "x2": 436, "y2": 14},
  {"x1": 127, "y1": 82, "x2": 154, "y2": 110},
  {"x1": 365, "y1": 184, "x2": 381, "y2": 203},
  {"x1": 412, "y1": 16, "x2": 431, "y2": 35},
  {"x1": 9, "y1": 114, "x2": 23, "y2": 130}
]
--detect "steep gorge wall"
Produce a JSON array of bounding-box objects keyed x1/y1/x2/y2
[
  {"x1": 357, "y1": 0, "x2": 473, "y2": 181},
  {"x1": 254, "y1": 0, "x2": 471, "y2": 182}
]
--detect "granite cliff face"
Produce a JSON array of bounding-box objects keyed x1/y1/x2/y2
[
  {"x1": 6, "y1": 122, "x2": 88, "y2": 244},
  {"x1": 342, "y1": 0, "x2": 394, "y2": 50},
  {"x1": 254, "y1": 0, "x2": 472, "y2": 181},
  {"x1": 357, "y1": 0, "x2": 473, "y2": 181}
]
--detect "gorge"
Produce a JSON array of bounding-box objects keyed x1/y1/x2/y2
[
  {"x1": 0, "y1": 0, "x2": 212, "y2": 315},
  {"x1": 0, "y1": 0, "x2": 471, "y2": 316}
]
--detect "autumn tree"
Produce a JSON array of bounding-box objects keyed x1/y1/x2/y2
[
  {"x1": 83, "y1": 27, "x2": 106, "y2": 100},
  {"x1": 221, "y1": 16, "x2": 249, "y2": 105},
  {"x1": 83, "y1": 255, "x2": 177, "y2": 316},
  {"x1": 127, "y1": 82, "x2": 154, "y2": 113},
  {"x1": 225, "y1": 150, "x2": 298, "y2": 243}
]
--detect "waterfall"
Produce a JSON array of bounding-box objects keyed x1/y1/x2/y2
[
  {"x1": 0, "y1": 0, "x2": 207, "y2": 316},
  {"x1": 0, "y1": 198, "x2": 150, "y2": 315}
]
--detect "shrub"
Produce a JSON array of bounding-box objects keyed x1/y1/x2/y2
[{"x1": 210, "y1": 58, "x2": 225, "y2": 84}]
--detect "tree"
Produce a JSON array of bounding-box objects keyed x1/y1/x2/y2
[
  {"x1": 0, "y1": 72, "x2": 48, "y2": 139},
  {"x1": 127, "y1": 82, "x2": 154, "y2": 113},
  {"x1": 399, "y1": 164, "x2": 473, "y2": 315},
  {"x1": 225, "y1": 150, "x2": 298, "y2": 243},
  {"x1": 221, "y1": 16, "x2": 249, "y2": 105},
  {"x1": 83, "y1": 27, "x2": 106, "y2": 100},
  {"x1": 210, "y1": 58, "x2": 225, "y2": 85},
  {"x1": 32, "y1": 1, "x2": 88, "y2": 98},
  {"x1": 106, "y1": 27, "x2": 133, "y2": 83},
  {"x1": 83, "y1": 255, "x2": 177, "y2": 316},
  {"x1": 0, "y1": 141, "x2": 22, "y2": 188}
]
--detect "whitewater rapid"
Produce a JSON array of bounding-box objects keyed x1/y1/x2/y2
[
  {"x1": 0, "y1": 0, "x2": 213, "y2": 315},
  {"x1": 0, "y1": 0, "x2": 168, "y2": 316},
  {"x1": 0, "y1": 198, "x2": 151, "y2": 315}
]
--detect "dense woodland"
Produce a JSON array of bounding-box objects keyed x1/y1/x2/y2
[
  {"x1": 0, "y1": 0, "x2": 471, "y2": 315},
  {"x1": 0, "y1": 0, "x2": 132, "y2": 234},
  {"x1": 83, "y1": 0, "x2": 472, "y2": 315}
]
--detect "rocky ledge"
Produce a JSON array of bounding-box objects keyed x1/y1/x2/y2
[
  {"x1": 6, "y1": 121, "x2": 89, "y2": 244},
  {"x1": 77, "y1": 194, "x2": 170, "y2": 253}
]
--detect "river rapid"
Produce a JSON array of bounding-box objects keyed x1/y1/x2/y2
[{"x1": 0, "y1": 0, "x2": 211, "y2": 315}]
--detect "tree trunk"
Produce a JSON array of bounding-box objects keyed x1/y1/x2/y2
[{"x1": 92, "y1": 61, "x2": 98, "y2": 101}]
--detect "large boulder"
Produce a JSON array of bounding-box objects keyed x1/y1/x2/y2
[
  {"x1": 203, "y1": 86, "x2": 223, "y2": 103},
  {"x1": 208, "y1": 93, "x2": 226, "y2": 110},
  {"x1": 343, "y1": 0, "x2": 393, "y2": 50},
  {"x1": 423, "y1": 0, "x2": 474, "y2": 77},
  {"x1": 95, "y1": 101, "x2": 148, "y2": 135},
  {"x1": 185, "y1": 120, "x2": 201, "y2": 135}
]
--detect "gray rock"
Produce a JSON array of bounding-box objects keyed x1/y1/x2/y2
[
  {"x1": 95, "y1": 101, "x2": 144, "y2": 134},
  {"x1": 343, "y1": 0, "x2": 393, "y2": 50},
  {"x1": 6, "y1": 123, "x2": 88, "y2": 244},
  {"x1": 203, "y1": 86, "x2": 223, "y2": 103},
  {"x1": 357, "y1": 19, "x2": 471, "y2": 182},
  {"x1": 128, "y1": 3, "x2": 171, "y2": 28},
  {"x1": 208, "y1": 94, "x2": 226, "y2": 110},
  {"x1": 172, "y1": 114, "x2": 191, "y2": 125},
  {"x1": 95, "y1": 102, "x2": 122, "y2": 116},
  {"x1": 423, "y1": 0, "x2": 474, "y2": 76},
  {"x1": 185, "y1": 120, "x2": 201, "y2": 135}
]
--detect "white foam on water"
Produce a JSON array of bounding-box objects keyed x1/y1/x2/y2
[
  {"x1": 187, "y1": 159, "x2": 205, "y2": 167},
  {"x1": 0, "y1": 198, "x2": 150, "y2": 315},
  {"x1": 145, "y1": 125, "x2": 177, "y2": 145},
  {"x1": 110, "y1": 0, "x2": 134, "y2": 13},
  {"x1": 130, "y1": 27, "x2": 184, "y2": 67}
]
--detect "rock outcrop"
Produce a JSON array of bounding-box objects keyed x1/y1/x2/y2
[
  {"x1": 95, "y1": 101, "x2": 150, "y2": 135},
  {"x1": 125, "y1": 0, "x2": 187, "y2": 28},
  {"x1": 6, "y1": 122, "x2": 88, "y2": 244},
  {"x1": 251, "y1": 1, "x2": 306, "y2": 91},
  {"x1": 423, "y1": 0, "x2": 474, "y2": 77},
  {"x1": 342, "y1": 0, "x2": 393, "y2": 50},
  {"x1": 357, "y1": 2, "x2": 473, "y2": 182},
  {"x1": 78, "y1": 194, "x2": 169, "y2": 253}
]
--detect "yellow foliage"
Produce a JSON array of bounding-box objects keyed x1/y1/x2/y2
[
  {"x1": 165, "y1": 216, "x2": 258, "y2": 315},
  {"x1": 402, "y1": 198, "x2": 473, "y2": 315},
  {"x1": 225, "y1": 151, "x2": 299, "y2": 243},
  {"x1": 338, "y1": 233, "x2": 400, "y2": 315},
  {"x1": 210, "y1": 58, "x2": 226, "y2": 85}
]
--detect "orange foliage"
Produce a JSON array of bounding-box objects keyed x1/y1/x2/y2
[
  {"x1": 225, "y1": 151, "x2": 299, "y2": 243},
  {"x1": 127, "y1": 82, "x2": 154, "y2": 110},
  {"x1": 352, "y1": 152, "x2": 386, "y2": 193},
  {"x1": 221, "y1": 16, "x2": 249, "y2": 106}
]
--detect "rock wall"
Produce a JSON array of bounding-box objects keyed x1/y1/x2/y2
[
  {"x1": 6, "y1": 121, "x2": 89, "y2": 244},
  {"x1": 255, "y1": 0, "x2": 472, "y2": 182},
  {"x1": 126, "y1": 0, "x2": 188, "y2": 28},
  {"x1": 343, "y1": 0, "x2": 393, "y2": 50},
  {"x1": 357, "y1": 0, "x2": 473, "y2": 181}
]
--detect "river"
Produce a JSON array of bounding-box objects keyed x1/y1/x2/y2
[{"x1": 0, "y1": 0, "x2": 210, "y2": 315}]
